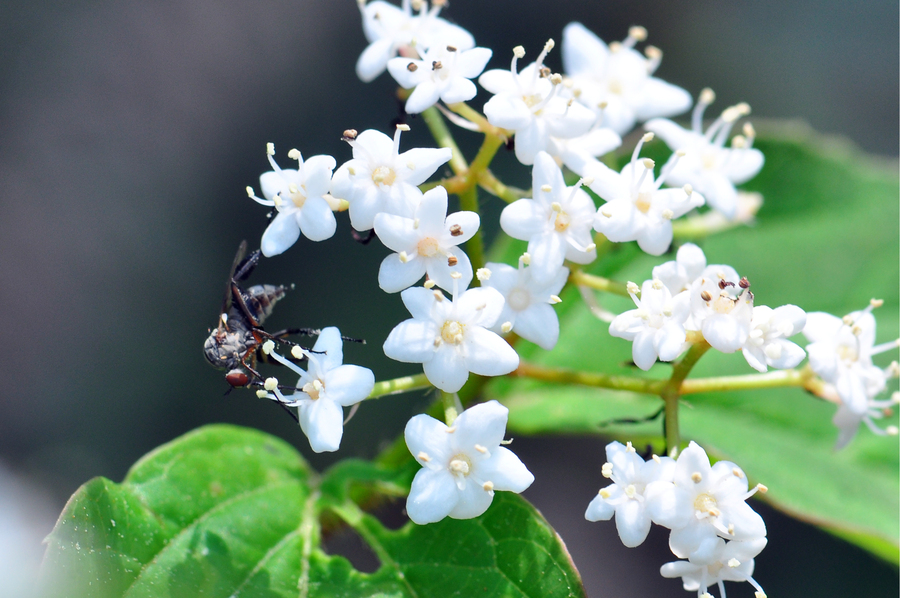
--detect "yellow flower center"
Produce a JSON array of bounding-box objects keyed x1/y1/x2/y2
[
  {"x1": 372, "y1": 165, "x2": 396, "y2": 186},
  {"x1": 449, "y1": 453, "x2": 472, "y2": 476},
  {"x1": 441, "y1": 320, "x2": 464, "y2": 345},
  {"x1": 417, "y1": 237, "x2": 440, "y2": 257}
]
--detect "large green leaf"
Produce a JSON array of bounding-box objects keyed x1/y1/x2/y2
[
  {"x1": 39, "y1": 424, "x2": 586, "y2": 598},
  {"x1": 487, "y1": 127, "x2": 900, "y2": 561}
]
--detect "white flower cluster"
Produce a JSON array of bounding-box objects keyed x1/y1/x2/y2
[
  {"x1": 610, "y1": 243, "x2": 808, "y2": 372},
  {"x1": 586, "y1": 441, "x2": 769, "y2": 598},
  {"x1": 802, "y1": 300, "x2": 900, "y2": 448}
]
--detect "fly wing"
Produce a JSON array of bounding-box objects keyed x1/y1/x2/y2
[{"x1": 218, "y1": 240, "x2": 248, "y2": 329}]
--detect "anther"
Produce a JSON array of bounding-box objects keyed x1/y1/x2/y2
[
  {"x1": 544, "y1": 39, "x2": 555, "y2": 52},
  {"x1": 432, "y1": 289, "x2": 443, "y2": 301},
  {"x1": 449, "y1": 224, "x2": 463, "y2": 236},
  {"x1": 501, "y1": 321, "x2": 513, "y2": 333},
  {"x1": 870, "y1": 298, "x2": 884, "y2": 308},
  {"x1": 645, "y1": 45, "x2": 661, "y2": 60},
  {"x1": 342, "y1": 129, "x2": 358, "y2": 141},
  {"x1": 550, "y1": 73, "x2": 562, "y2": 85},
  {"x1": 264, "y1": 377, "x2": 278, "y2": 391},
  {"x1": 447, "y1": 255, "x2": 458, "y2": 267},
  {"x1": 699, "y1": 88, "x2": 715, "y2": 104},
  {"x1": 541, "y1": 184, "x2": 552, "y2": 192},
  {"x1": 396, "y1": 123, "x2": 410, "y2": 132},
  {"x1": 756, "y1": 483, "x2": 768, "y2": 494},
  {"x1": 513, "y1": 45, "x2": 526, "y2": 58},
  {"x1": 291, "y1": 346, "x2": 304, "y2": 359},
  {"x1": 626, "y1": 281, "x2": 640, "y2": 295},
  {"x1": 432, "y1": 60, "x2": 443, "y2": 70},
  {"x1": 451, "y1": 271, "x2": 462, "y2": 279},
  {"x1": 539, "y1": 66, "x2": 551, "y2": 78},
  {"x1": 691, "y1": 472, "x2": 703, "y2": 483},
  {"x1": 266, "y1": 142, "x2": 275, "y2": 155},
  {"x1": 446, "y1": 45, "x2": 457, "y2": 52},
  {"x1": 417, "y1": 451, "x2": 431, "y2": 462},
  {"x1": 683, "y1": 183, "x2": 693, "y2": 196},
  {"x1": 700, "y1": 290, "x2": 712, "y2": 302},
  {"x1": 732, "y1": 467, "x2": 744, "y2": 478},
  {"x1": 476, "y1": 267, "x2": 491, "y2": 281},
  {"x1": 246, "y1": 186, "x2": 255, "y2": 197},
  {"x1": 474, "y1": 444, "x2": 488, "y2": 453},
  {"x1": 739, "y1": 277, "x2": 750, "y2": 289},
  {"x1": 628, "y1": 26, "x2": 647, "y2": 41},
  {"x1": 256, "y1": 390, "x2": 268, "y2": 399},
  {"x1": 549, "y1": 295, "x2": 561, "y2": 304},
  {"x1": 407, "y1": 62, "x2": 418, "y2": 72},
  {"x1": 287, "y1": 148, "x2": 301, "y2": 160},
  {"x1": 727, "y1": 558, "x2": 741, "y2": 568},
  {"x1": 424, "y1": 279, "x2": 436, "y2": 289},
  {"x1": 641, "y1": 157, "x2": 655, "y2": 170},
  {"x1": 483, "y1": 481, "x2": 494, "y2": 492},
  {"x1": 641, "y1": 132, "x2": 655, "y2": 143},
  {"x1": 601, "y1": 462, "x2": 613, "y2": 478},
  {"x1": 262, "y1": 340, "x2": 275, "y2": 355}
]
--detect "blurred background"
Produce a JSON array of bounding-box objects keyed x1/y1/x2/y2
[{"x1": 0, "y1": 0, "x2": 897, "y2": 596}]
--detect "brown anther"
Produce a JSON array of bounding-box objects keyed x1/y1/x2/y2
[
  {"x1": 718, "y1": 280, "x2": 735, "y2": 289},
  {"x1": 447, "y1": 255, "x2": 458, "y2": 267},
  {"x1": 701, "y1": 290, "x2": 712, "y2": 302},
  {"x1": 446, "y1": 45, "x2": 457, "y2": 52},
  {"x1": 342, "y1": 129, "x2": 358, "y2": 141},
  {"x1": 539, "y1": 66, "x2": 551, "y2": 78},
  {"x1": 738, "y1": 277, "x2": 750, "y2": 289},
  {"x1": 407, "y1": 62, "x2": 418, "y2": 72},
  {"x1": 432, "y1": 60, "x2": 443, "y2": 70},
  {"x1": 449, "y1": 224, "x2": 463, "y2": 237}
]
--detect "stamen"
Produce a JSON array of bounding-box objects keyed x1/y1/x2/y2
[
  {"x1": 476, "y1": 267, "x2": 491, "y2": 281},
  {"x1": 692, "y1": 88, "x2": 715, "y2": 133}
]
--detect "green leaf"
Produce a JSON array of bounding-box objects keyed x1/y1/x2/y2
[
  {"x1": 487, "y1": 126, "x2": 900, "y2": 561},
  {"x1": 40, "y1": 424, "x2": 585, "y2": 597}
]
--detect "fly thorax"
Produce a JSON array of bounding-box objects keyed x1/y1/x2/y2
[
  {"x1": 507, "y1": 287, "x2": 531, "y2": 312},
  {"x1": 417, "y1": 236, "x2": 440, "y2": 258},
  {"x1": 371, "y1": 165, "x2": 396, "y2": 186},
  {"x1": 441, "y1": 320, "x2": 465, "y2": 345}
]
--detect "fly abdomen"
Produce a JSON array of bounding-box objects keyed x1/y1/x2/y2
[{"x1": 240, "y1": 284, "x2": 286, "y2": 326}]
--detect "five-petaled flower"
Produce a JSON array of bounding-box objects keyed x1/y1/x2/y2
[
  {"x1": 388, "y1": 44, "x2": 492, "y2": 113},
  {"x1": 405, "y1": 400, "x2": 534, "y2": 524}
]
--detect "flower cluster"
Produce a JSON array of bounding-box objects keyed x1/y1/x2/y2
[
  {"x1": 586, "y1": 441, "x2": 769, "y2": 598},
  {"x1": 217, "y1": 3, "x2": 899, "y2": 596}
]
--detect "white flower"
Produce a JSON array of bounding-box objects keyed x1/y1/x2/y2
[
  {"x1": 561, "y1": 22, "x2": 692, "y2": 136},
  {"x1": 387, "y1": 44, "x2": 492, "y2": 113},
  {"x1": 356, "y1": 0, "x2": 475, "y2": 83},
  {"x1": 499, "y1": 151, "x2": 597, "y2": 284},
  {"x1": 644, "y1": 89, "x2": 764, "y2": 219},
  {"x1": 331, "y1": 125, "x2": 452, "y2": 231},
  {"x1": 479, "y1": 41, "x2": 596, "y2": 165},
  {"x1": 585, "y1": 441, "x2": 676, "y2": 547},
  {"x1": 246, "y1": 144, "x2": 338, "y2": 256},
  {"x1": 741, "y1": 304, "x2": 807, "y2": 372},
  {"x1": 831, "y1": 391, "x2": 899, "y2": 450},
  {"x1": 257, "y1": 329, "x2": 375, "y2": 453},
  {"x1": 587, "y1": 133, "x2": 705, "y2": 256},
  {"x1": 803, "y1": 302, "x2": 898, "y2": 413},
  {"x1": 383, "y1": 284, "x2": 519, "y2": 392},
  {"x1": 374, "y1": 185, "x2": 479, "y2": 293},
  {"x1": 688, "y1": 265, "x2": 753, "y2": 353},
  {"x1": 609, "y1": 279, "x2": 690, "y2": 370},
  {"x1": 404, "y1": 400, "x2": 534, "y2": 524},
  {"x1": 652, "y1": 243, "x2": 707, "y2": 296},
  {"x1": 482, "y1": 255, "x2": 568, "y2": 351},
  {"x1": 661, "y1": 537, "x2": 768, "y2": 598},
  {"x1": 645, "y1": 441, "x2": 767, "y2": 561}
]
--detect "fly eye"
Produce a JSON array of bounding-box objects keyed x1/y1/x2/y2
[{"x1": 225, "y1": 371, "x2": 250, "y2": 387}]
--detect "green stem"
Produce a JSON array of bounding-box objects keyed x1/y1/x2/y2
[
  {"x1": 421, "y1": 105, "x2": 467, "y2": 175},
  {"x1": 459, "y1": 184, "x2": 486, "y2": 276},
  {"x1": 569, "y1": 269, "x2": 631, "y2": 297},
  {"x1": 441, "y1": 391, "x2": 461, "y2": 425},
  {"x1": 661, "y1": 341, "x2": 711, "y2": 457},
  {"x1": 514, "y1": 361, "x2": 667, "y2": 394},
  {"x1": 367, "y1": 373, "x2": 432, "y2": 400}
]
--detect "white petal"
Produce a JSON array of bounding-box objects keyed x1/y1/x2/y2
[
  {"x1": 448, "y1": 479, "x2": 494, "y2": 519},
  {"x1": 453, "y1": 400, "x2": 509, "y2": 450},
  {"x1": 297, "y1": 196, "x2": 337, "y2": 242},
  {"x1": 400, "y1": 147, "x2": 453, "y2": 186},
  {"x1": 512, "y1": 304, "x2": 559, "y2": 350},
  {"x1": 424, "y1": 344, "x2": 470, "y2": 392},
  {"x1": 500, "y1": 199, "x2": 546, "y2": 240},
  {"x1": 405, "y1": 79, "x2": 442, "y2": 114},
  {"x1": 379, "y1": 253, "x2": 427, "y2": 293},
  {"x1": 427, "y1": 248, "x2": 472, "y2": 293},
  {"x1": 260, "y1": 210, "x2": 301, "y2": 257},
  {"x1": 585, "y1": 492, "x2": 615, "y2": 521},
  {"x1": 632, "y1": 78, "x2": 692, "y2": 122},
  {"x1": 401, "y1": 286, "x2": 437, "y2": 320},
  {"x1": 405, "y1": 413, "x2": 452, "y2": 465},
  {"x1": 312, "y1": 327, "x2": 344, "y2": 371},
  {"x1": 461, "y1": 327, "x2": 519, "y2": 376},
  {"x1": 384, "y1": 319, "x2": 437, "y2": 363},
  {"x1": 439, "y1": 78, "x2": 477, "y2": 106},
  {"x1": 457, "y1": 287, "x2": 505, "y2": 328},
  {"x1": 478, "y1": 446, "x2": 534, "y2": 493},
  {"x1": 323, "y1": 365, "x2": 375, "y2": 407},
  {"x1": 407, "y1": 468, "x2": 459, "y2": 524},
  {"x1": 528, "y1": 231, "x2": 566, "y2": 285},
  {"x1": 356, "y1": 38, "x2": 395, "y2": 82},
  {"x1": 298, "y1": 398, "x2": 344, "y2": 453},
  {"x1": 614, "y1": 500, "x2": 652, "y2": 548}
]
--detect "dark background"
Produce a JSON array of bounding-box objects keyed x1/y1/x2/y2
[{"x1": 0, "y1": 1, "x2": 897, "y2": 596}]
